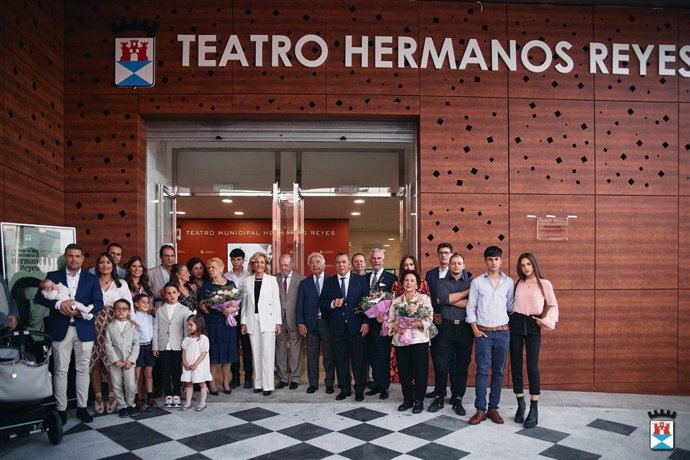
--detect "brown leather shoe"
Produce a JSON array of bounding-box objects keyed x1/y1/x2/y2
[
  {"x1": 487, "y1": 409, "x2": 504, "y2": 424},
  {"x1": 468, "y1": 410, "x2": 487, "y2": 425}
]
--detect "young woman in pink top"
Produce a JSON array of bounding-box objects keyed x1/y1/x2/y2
[{"x1": 509, "y1": 252, "x2": 559, "y2": 429}]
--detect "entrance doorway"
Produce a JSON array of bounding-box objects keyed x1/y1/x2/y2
[{"x1": 146, "y1": 121, "x2": 418, "y2": 274}]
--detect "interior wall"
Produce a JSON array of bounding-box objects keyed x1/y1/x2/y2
[{"x1": 58, "y1": 1, "x2": 690, "y2": 394}]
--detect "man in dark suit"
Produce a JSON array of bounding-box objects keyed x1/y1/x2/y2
[
  {"x1": 365, "y1": 248, "x2": 397, "y2": 400},
  {"x1": 296, "y1": 252, "x2": 334, "y2": 394},
  {"x1": 319, "y1": 252, "x2": 370, "y2": 401},
  {"x1": 0, "y1": 275, "x2": 20, "y2": 330},
  {"x1": 424, "y1": 242, "x2": 453, "y2": 399},
  {"x1": 275, "y1": 253, "x2": 305, "y2": 390},
  {"x1": 34, "y1": 243, "x2": 103, "y2": 424}
]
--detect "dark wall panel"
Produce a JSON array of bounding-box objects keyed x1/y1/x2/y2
[
  {"x1": 419, "y1": 2, "x2": 507, "y2": 98},
  {"x1": 507, "y1": 5, "x2": 593, "y2": 100},
  {"x1": 593, "y1": 7, "x2": 678, "y2": 102},
  {"x1": 509, "y1": 195, "x2": 594, "y2": 290},
  {"x1": 595, "y1": 290, "x2": 677, "y2": 385},
  {"x1": 419, "y1": 193, "x2": 509, "y2": 276},
  {"x1": 596, "y1": 196, "x2": 677, "y2": 290},
  {"x1": 509, "y1": 99, "x2": 594, "y2": 194},
  {"x1": 420, "y1": 96, "x2": 508, "y2": 194}
]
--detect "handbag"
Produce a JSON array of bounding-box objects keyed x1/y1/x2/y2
[{"x1": 0, "y1": 347, "x2": 53, "y2": 402}]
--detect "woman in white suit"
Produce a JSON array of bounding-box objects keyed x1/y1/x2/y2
[{"x1": 240, "y1": 252, "x2": 282, "y2": 396}]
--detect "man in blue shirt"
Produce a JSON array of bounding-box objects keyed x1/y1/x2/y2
[{"x1": 466, "y1": 246, "x2": 514, "y2": 425}]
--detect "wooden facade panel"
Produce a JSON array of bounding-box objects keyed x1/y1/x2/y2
[
  {"x1": 420, "y1": 97, "x2": 508, "y2": 194},
  {"x1": 2, "y1": 48, "x2": 63, "y2": 190},
  {"x1": 64, "y1": 95, "x2": 140, "y2": 193},
  {"x1": 139, "y1": 94, "x2": 234, "y2": 116},
  {"x1": 680, "y1": 290, "x2": 690, "y2": 383},
  {"x1": 0, "y1": 166, "x2": 5, "y2": 221},
  {"x1": 509, "y1": 195, "x2": 594, "y2": 290},
  {"x1": 326, "y1": 1, "x2": 419, "y2": 96},
  {"x1": 595, "y1": 101, "x2": 678, "y2": 195},
  {"x1": 326, "y1": 94, "x2": 418, "y2": 116},
  {"x1": 64, "y1": 191, "x2": 145, "y2": 265},
  {"x1": 3, "y1": 0, "x2": 63, "y2": 86},
  {"x1": 596, "y1": 196, "x2": 677, "y2": 289},
  {"x1": 507, "y1": 5, "x2": 593, "y2": 100},
  {"x1": 419, "y1": 193, "x2": 509, "y2": 277},
  {"x1": 680, "y1": 197, "x2": 690, "y2": 289},
  {"x1": 593, "y1": 382, "x2": 678, "y2": 395},
  {"x1": 233, "y1": 94, "x2": 326, "y2": 115},
  {"x1": 680, "y1": 104, "x2": 690, "y2": 195},
  {"x1": 536, "y1": 290, "x2": 594, "y2": 387},
  {"x1": 680, "y1": 15, "x2": 690, "y2": 103},
  {"x1": 4, "y1": 168, "x2": 63, "y2": 226},
  {"x1": 509, "y1": 99, "x2": 594, "y2": 194},
  {"x1": 595, "y1": 290, "x2": 677, "y2": 384},
  {"x1": 419, "y1": 2, "x2": 507, "y2": 98},
  {"x1": 64, "y1": 1, "x2": 141, "y2": 95},
  {"x1": 593, "y1": 7, "x2": 678, "y2": 102},
  {"x1": 232, "y1": 2, "x2": 326, "y2": 95}
]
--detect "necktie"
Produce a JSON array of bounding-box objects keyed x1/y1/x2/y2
[
  {"x1": 340, "y1": 277, "x2": 346, "y2": 298},
  {"x1": 283, "y1": 276, "x2": 288, "y2": 293},
  {"x1": 370, "y1": 273, "x2": 378, "y2": 290},
  {"x1": 315, "y1": 275, "x2": 321, "y2": 295}
]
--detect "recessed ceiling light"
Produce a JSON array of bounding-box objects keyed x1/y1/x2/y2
[
  {"x1": 170, "y1": 211, "x2": 186, "y2": 215},
  {"x1": 353, "y1": 199, "x2": 365, "y2": 204},
  {"x1": 383, "y1": 244, "x2": 391, "y2": 247},
  {"x1": 222, "y1": 199, "x2": 233, "y2": 203},
  {"x1": 387, "y1": 237, "x2": 395, "y2": 241},
  {"x1": 234, "y1": 211, "x2": 244, "y2": 216},
  {"x1": 350, "y1": 210, "x2": 361, "y2": 216}
]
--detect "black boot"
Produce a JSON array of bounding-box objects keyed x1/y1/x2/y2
[
  {"x1": 514, "y1": 396, "x2": 525, "y2": 423},
  {"x1": 523, "y1": 400, "x2": 538, "y2": 428}
]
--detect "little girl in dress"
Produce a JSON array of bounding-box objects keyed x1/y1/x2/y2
[{"x1": 181, "y1": 315, "x2": 212, "y2": 411}]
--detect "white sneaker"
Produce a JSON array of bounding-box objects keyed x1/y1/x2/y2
[
  {"x1": 164, "y1": 396, "x2": 173, "y2": 407},
  {"x1": 172, "y1": 396, "x2": 181, "y2": 407}
]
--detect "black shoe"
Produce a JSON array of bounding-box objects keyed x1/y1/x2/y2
[
  {"x1": 118, "y1": 407, "x2": 129, "y2": 418},
  {"x1": 58, "y1": 410, "x2": 67, "y2": 425},
  {"x1": 253, "y1": 388, "x2": 263, "y2": 393},
  {"x1": 398, "y1": 401, "x2": 413, "y2": 412},
  {"x1": 365, "y1": 388, "x2": 380, "y2": 396},
  {"x1": 289, "y1": 382, "x2": 298, "y2": 390},
  {"x1": 366, "y1": 380, "x2": 375, "y2": 390},
  {"x1": 230, "y1": 379, "x2": 241, "y2": 389},
  {"x1": 209, "y1": 389, "x2": 220, "y2": 396},
  {"x1": 449, "y1": 395, "x2": 458, "y2": 407},
  {"x1": 244, "y1": 380, "x2": 253, "y2": 389},
  {"x1": 379, "y1": 389, "x2": 389, "y2": 400},
  {"x1": 276, "y1": 381, "x2": 288, "y2": 389},
  {"x1": 325, "y1": 386, "x2": 335, "y2": 394},
  {"x1": 223, "y1": 388, "x2": 232, "y2": 395},
  {"x1": 514, "y1": 396, "x2": 526, "y2": 424},
  {"x1": 76, "y1": 407, "x2": 93, "y2": 423},
  {"x1": 336, "y1": 391, "x2": 351, "y2": 401},
  {"x1": 263, "y1": 390, "x2": 272, "y2": 396},
  {"x1": 128, "y1": 406, "x2": 138, "y2": 416},
  {"x1": 307, "y1": 386, "x2": 318, "y2": 394},
  {"x1": 427, "y1": 397, "x2": 444, "y2": 413},
  {"x1": 355, "y1": 392, "x2": 365, "y2": 402},
  {"x1": 454, "y1": 399, "x2": 466, "y2": 416},
  {"x1": 413, "y1": 400, "x2": 424, "y2": 414},
  {"x1": 523, "y1": 401, "x2": 539, "y2": 428},
  {"x1": 425, "y1": 391, "x2": 437, "y2": 399}
]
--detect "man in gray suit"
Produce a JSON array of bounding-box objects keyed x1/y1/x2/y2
[
  {"x1": 148, "y1": 244, "x2": 176, "y2": 305},
  {"x1": 275, "y1": 254, "x2": 305, "y2": 389}
]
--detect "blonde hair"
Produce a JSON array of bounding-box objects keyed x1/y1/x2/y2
[
  {"x1": 249, "y1": 252, "x2": 270, "y2": 274},
  {"x1": 207, "y1": 257, "x2": 225, "y2": 272}
]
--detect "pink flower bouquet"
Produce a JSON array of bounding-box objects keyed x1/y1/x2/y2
[
  {"x1": 354, "y1": 291, "x2": 394, "y2": 336},
  {"x1": 203, "y1": 287, "x2": 243, "y2": 327}
]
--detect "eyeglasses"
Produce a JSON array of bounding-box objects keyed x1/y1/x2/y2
[{"x1": 114, "y1": 307, "x2": 130, "y2": 312}]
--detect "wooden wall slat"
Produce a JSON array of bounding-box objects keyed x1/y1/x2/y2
[
  {"x1": 595, "y1": 289, "x2": 677, "y2": 384},
  {"x1": 680, "y1": 103, "x2": 690, "y2": 195},
  {"x1": 233, "y1": 94, "x2": 326, "y2": 115},
  {"x1": 0, "y1": 166, "x2": 5, "y2": 221},
  {"x1": 596, "y1": 196, "x2": 678, "y2": 289},
  {"x1": 509, "y1": 195, "x2": 594, "y2": 290},
  {"x1": 420, "y1": 96, "x2": 508, "y2": 194},
  {"x1": 509, "y1": 99, "x2": 594, "y2": 194},
  {"x1": 326, "y1": 94, "x2": 419, "y2": 116},
  {"x1": 4, "y1": 168, "x2": 63, "y2": 226},
  {"x1": 680, "y1": 14, "x2": 690, "y2": 103},
  {"x1": 507, "y1": 5, "x2": 593, "y2": 100},
  {"x1": 419, "y1": 2, "x2": 507, "y2": 98},
  {"x1": 680, "y1": 290, "x2": 690, "y2": 385},
  {"x1": 593, "y1": 7, "x2": 678, "y2": 102},
  {"x1": 680, "y1": 197, "x2": 690, "y2": 289},
  {"x1": 595, "y1": 101, "x2": 678, "y2": 195}
]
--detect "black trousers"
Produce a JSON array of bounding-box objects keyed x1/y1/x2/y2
[
  {"x1": 368, "y1": 322, "x2": 391, "y2": 390},
  {"x1": 332, "y1": 329, "x2": 366, "y2": 393},
  {"x1": 231, "y1": 329, "x2": 253, "y2": 382},
  {"x1": 509, "y1": 313, "x2": 542, "y2": 395},
  {"x1": 396, "y1": 343, "x2": 429, "y2": 403},
  {"x1": 435, "y1": 320, "x2": 474, "y2": 398},
  {"x1": 158, "y1": 350, "x2": 182, "y2": 397}
]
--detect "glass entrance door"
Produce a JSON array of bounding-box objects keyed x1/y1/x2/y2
[
  {"x1": 272, "y1": 183, "x2": 304, "y2": 273},
  {"x1": 155, "y1": 184, "x2": 178, "y2": 253}
]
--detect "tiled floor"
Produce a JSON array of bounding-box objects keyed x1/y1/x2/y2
[{"x1": 1, "y1": 387, "x2": 688, "y2": 459}]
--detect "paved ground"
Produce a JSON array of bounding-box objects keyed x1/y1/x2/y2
[{"x1": 1, "y1": 386, "x2": 688, "y2": 459}]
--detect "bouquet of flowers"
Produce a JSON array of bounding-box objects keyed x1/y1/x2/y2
[
  {"x1": 202, "y1": 287, "x2": 243, "y2": 327},
  {"x1": 392, "y1": 297, "x2": 434, "y2": 345},
  {"x1": 353, "y1": 290, "x2": 394, "y2": 337}
]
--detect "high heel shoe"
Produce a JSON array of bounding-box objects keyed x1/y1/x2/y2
[
  {"x1": 106, "y1": 395, "x2": 117, "y2": 414},
  {"x1": 94, "y1": 392, "x2": 105, "y2": 415}
]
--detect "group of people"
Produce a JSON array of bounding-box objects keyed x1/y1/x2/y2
[{"x1": 1, "y1": 239, "x2": 558, "y2": 430}]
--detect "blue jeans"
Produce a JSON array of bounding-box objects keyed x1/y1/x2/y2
[{"x1": 474, "y1": 330, "x2": 510, "y2": 411}]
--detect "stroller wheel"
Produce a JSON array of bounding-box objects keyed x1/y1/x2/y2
[{"x1": 46, "y1": 409, "x2": 63, "y2": 445}]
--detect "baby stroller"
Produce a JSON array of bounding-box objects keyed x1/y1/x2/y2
[{"x1": 0, "y1": 329, "x2": 62, "y2": 445}]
